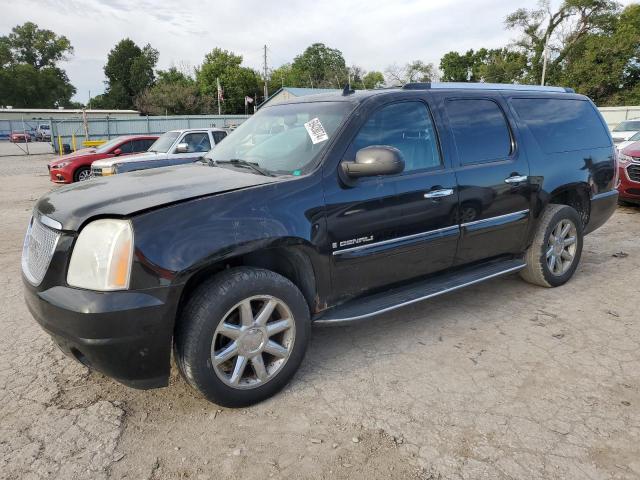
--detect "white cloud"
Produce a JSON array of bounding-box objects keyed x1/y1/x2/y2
[{"x1": 1, "y1": 0, "x2": 636, "y2": 102}]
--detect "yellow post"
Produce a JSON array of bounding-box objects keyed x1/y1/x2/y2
[
  {"x1": 57, "y1": 135, "x2": 63, "y2": 156},
  {"x1": 72, "y1": 134, "x2": 77, "y2": 152}
]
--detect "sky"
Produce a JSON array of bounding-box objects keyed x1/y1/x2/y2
[{"x1": 1, "y1": 0, "x2": 636, "y2": 103}]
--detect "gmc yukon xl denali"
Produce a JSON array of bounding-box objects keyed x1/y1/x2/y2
[{"x1": 22, "y1": 83, "x2": 618, "y2": 407}]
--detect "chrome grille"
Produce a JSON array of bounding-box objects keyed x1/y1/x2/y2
[
  {"x1": 21, "y1": 216, "x2": 60, "y2": 285},
  {"x1": 627, "y1": 164, "x2": 640, "y2": 183}
]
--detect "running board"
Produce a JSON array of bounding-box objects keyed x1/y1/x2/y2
[{"x1": 313, "y1": 258, "x2": 525, "y2": 325}]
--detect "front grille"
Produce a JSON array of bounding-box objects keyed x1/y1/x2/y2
[
  {"x1": 627, "y1": 164, "x2": 640, "y2": 183},
  {"x1": 91, "y1": 167, "x2": 102, "y2": 177},
  {"x1": 21, "y1": 216, "x2": 60, "y2": 285}
]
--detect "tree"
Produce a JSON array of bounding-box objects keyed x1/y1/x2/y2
[
  {"x1": 560, "y1": 3, "x2": 640, "y2": 105},
  {"x1": 100, "y1": 39, "x2": 158, "y2": 109},
  {"x1": 385, "y1": 60, "x2": 437, "y2": 85},
  {"x1": 362, "y1": 71, "x2": 385, "y2": 89},
  {"x1": 136, "y1": 66, "x2": 213, "y2": 115},
  {"x1": 0, "y1": 22, "x2": 75, "y2": 107},
  {"x1": 505, "y1": 0, "x2": 620, "y2": 85},
  {"x1": 288, "y1": 43, "x2": 347, "y2": 88},
  {"x1": 196, "y1": 48, "x2": 262, "y2": 114}
]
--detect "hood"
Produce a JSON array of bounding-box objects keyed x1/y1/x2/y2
[
  {"x1": 49, "y1": 148, "x2": 96, "y2": 165},
  {"x1": 92, "y1": 151, "x2": 164, "y2": 168},
  {"x1": 621, "y1": 141, "x2": 640, "y2": 158},
  {"x1": 36, "y1": 164, "x2": 280, "y2": 231}
]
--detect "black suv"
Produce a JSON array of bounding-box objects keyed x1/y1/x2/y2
[{"x1": 22, "y1": 83, "x2": 618, "y2": 407}]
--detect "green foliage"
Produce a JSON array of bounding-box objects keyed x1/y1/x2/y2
[
  {"x1": 136, "y1": 66, "x2": 213, "y2": 115},
  {"x1": 362, "y1": 71, "x2": 385, "y2": 89},
  {"x1": 288, "y1": 43, "x2": 347, "y2": 88},
  {"x1": 196, "y1": 48, "x2": 261, "y2": 114},
  {"x1": 101, "y1": 39, "x2": 159, "y2": 109},
  {"x1": 0, "y1": 22, "x2": 75, "y2": 107}
]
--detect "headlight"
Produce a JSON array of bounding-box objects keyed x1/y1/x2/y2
[
  {"x1": 53, "y1": 161, "x2": 70, "y2": 168},
  {"x1": 102, "y1": 166, "x2": 116, "y2": 176},
  {"x1": 67, "y1": 219, "x2": 134, "y2": 290}
]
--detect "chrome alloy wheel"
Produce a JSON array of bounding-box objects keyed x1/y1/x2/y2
[
  {"x1": 211, "y1": 296, "x2": 296, "y2": 389},
  {"x1": 546, "y1": 219, "x2": 578, "y2": 276},
  {"x1": 77, "y1": 169, "x2": 91, "y2": 181}
]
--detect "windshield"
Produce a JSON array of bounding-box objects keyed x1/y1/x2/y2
[
  {"x1": 629, "y1": 132, "x2": 640, "y2": 141},
  {"x1": 614, "y1": 121, "x2": 640, "y2": 132},
  {"x1": 148, "y1": 131, "x2": 180, "y2": 153},
  {"x1": 95, "y1": 136, "x2": 129, "y2": 153},
  {"x1": 204, "y1": 101, "x2": 352, "y2": 175}
]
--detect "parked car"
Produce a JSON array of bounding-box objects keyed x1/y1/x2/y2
[
  {"x1": 22, "y1": 83, "x2": 618, "y2": 407},
  {"x1": 47, "y1": 135, "x2": 158, "y2": 183},
  {"x1": 611, "y1": 119, "x2": 640, "y2": 144},
  {"x1": 9, "y1": 131, "x2": 31, "y2": 143},
  {"x1": 615, "y1": 131, "x2": 640, "y2": 151},
  {"x1": 90, "y1": 128, "x2": 228, "y2": 177},
  {"x1": 36, "y1": 124, "x2": 51, "y2": 142},
  {"x1": 617, "y1": 142, "x2": 640, "y2": 205}
]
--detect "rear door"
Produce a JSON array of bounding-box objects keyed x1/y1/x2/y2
[{"x1": 442, "y1": 94, "x2": 532, "y2": 264}]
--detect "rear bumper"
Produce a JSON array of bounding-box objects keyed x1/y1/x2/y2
[
  {"x1": 24, "y1": 278, "x2": 181, "y2": 389},
  {"x1": 585, "y1": 190, "x2": 618, "y2": 234}
]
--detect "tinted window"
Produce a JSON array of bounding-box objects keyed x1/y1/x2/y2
[
  {"x1": 213, "y1": 131, "x2": 227, "y2": 144},
  {"x1": 179, "y1": 132, "x2": 211, "y2": 153},
  {"x1": 446, "y1": 99, "x2": 512, "y2": 164},
  {"x1": 118, "y1": 141, "x2": 135, "y2": 154},
  {"x1": 131, "y1": 139, "x2": 152, "y2": 152},
  {"x1": 350, "y1": 102, "x2": 441, "y2": 172},
  {"x1": 512, "y1": 98, "x2": 611, "y2": 154}
]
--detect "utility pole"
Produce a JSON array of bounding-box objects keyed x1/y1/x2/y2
[
  {"x1": 217, "y1": 77, "x2": 222, "y2": 115},
  {"x1": 263, "y1": 45, "x2": 269, "y2": 101},
  {"x1": 541, "y1": 30, "x2": 550, "y2": 86}
]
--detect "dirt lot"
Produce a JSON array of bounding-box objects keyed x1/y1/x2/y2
[{"x1": 1, "y1": 154, "x2": 639, "y2": 480}]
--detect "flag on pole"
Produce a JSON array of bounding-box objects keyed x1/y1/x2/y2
[{"x1": 244, "y1": 96, "x2": 254, "y2": 107}]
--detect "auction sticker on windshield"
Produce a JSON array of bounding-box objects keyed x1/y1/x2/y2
[{"x1": 304, "y1": 117, "x2": 329, "y2": 144}]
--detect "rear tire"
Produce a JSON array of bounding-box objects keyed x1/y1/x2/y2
[
  {"x1": 520, "y1": 204, "x2": 583, "y2": 287},
  {"x1": 175, "y1": 267, "x2": 310, "y2": 407}
]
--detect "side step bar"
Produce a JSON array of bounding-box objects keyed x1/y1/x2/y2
[{"x1": 313, "y1": 258, "x2": 526, "y2": 325}]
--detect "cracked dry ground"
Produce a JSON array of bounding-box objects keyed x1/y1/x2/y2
[{"x1": 1, "y1": 155, "x2": 639, "y2": 480}]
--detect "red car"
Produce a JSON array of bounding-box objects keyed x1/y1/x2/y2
[
  {"x1": 9, "y1": 131, "x2": 31, "y2": 142},
  {"x1": 617, "y1": 142, "x2": 640, "y2": 205},
  {"x1": 48, "y1": 135, "x2": 158, "y2": 183}
]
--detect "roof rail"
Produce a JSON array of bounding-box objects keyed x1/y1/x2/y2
[{"x1": 402, "y1": 82, "x2": 574, "y2": 93}]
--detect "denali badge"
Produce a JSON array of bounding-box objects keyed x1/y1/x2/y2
[{"x1": 332, "y1": 235, "x2": 374, "y2": 249}]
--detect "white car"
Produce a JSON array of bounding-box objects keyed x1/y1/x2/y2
[
  {"x1": 91, "y1": 128, "x2": 228, "y2": 177},
  {"x1": 616, "y1": 131, "x2": 640, "y2": 151},
  {"x1": 611, "y1": 119, "x2": 640, "y2": 145}
]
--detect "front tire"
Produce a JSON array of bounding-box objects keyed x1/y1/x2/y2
[
  {"x1": 175, "y1": 267, "x2": 310, "y2": 407},
  {"x1": 74, "y1": 167, "x2": 91, "y2": 182},
  {"x1": 520, "y1": 204, "x2": 583, "y2": 287}
]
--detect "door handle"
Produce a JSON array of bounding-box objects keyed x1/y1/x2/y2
[
  {"x1": 504, "y1": 175, "x2": 528, "y2": 184},
  {"x1": 424, "y1": 188, "x2": 454, "y2": 199}
]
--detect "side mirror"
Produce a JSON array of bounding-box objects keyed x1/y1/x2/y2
[
  {"x1": 113, "y1": 148, "x2": 122, "y2": 156},
  {"x1": 175, "y1": 143, "x2": 189, "y2": 153},
  {"x1": 341, "y1": 146, "x2": 404, "y2": 178}
]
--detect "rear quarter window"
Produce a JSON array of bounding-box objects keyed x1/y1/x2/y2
[{"x1": 511, "y1": 98, "x2": 611, "y2": 154}]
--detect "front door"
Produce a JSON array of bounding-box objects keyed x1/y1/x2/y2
[
  {"x1": 442, "y1": 95, "x2": 532, "y2": 264},
  {"x1": 167, "y1": 131, "x2": 212, "y2": 166},
  {"x1": 323, "y1": 99, "x2": 460, "y2": 301}
]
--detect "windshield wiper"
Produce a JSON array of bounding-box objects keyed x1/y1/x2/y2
[{"x1": 215, "y1": 159, "x2": 275, "y2": 177}]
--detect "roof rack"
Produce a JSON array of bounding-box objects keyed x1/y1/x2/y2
[{"x1": 402, "y1": 82, "x2": 574, "y2": 93}]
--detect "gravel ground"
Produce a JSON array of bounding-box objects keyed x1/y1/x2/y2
[{"x1": 1, "y1": 154, "x2": 639, "y2": 480}]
